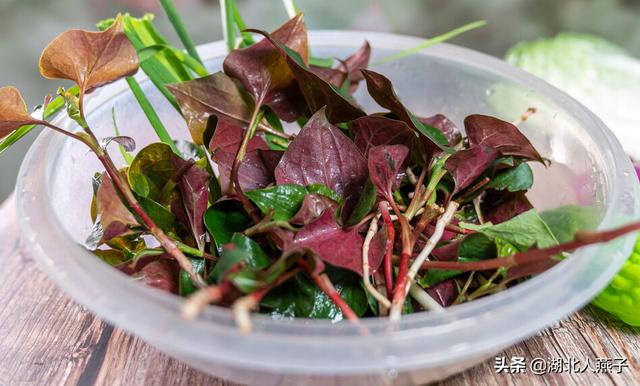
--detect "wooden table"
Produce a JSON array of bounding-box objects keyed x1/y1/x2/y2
[{"x1": 0, "y1": 194, "x2": 638, "y2": 386}]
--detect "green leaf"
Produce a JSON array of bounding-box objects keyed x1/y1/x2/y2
[
  {"x1": 209, "y1": 233, "x2": 270, "y2": 285},
  {"x1": 179, "y1": 258, "x2": 206, "y2": 296},
  {"x1": 462, "y1": 209, "x2": 558, "y2": 250},
  {"x1": 344, "y1": 178, "x2": 376, "y2": 227},
  {"x1": 418, "y1": 257, "x2": 480, "y2": 287},
  {"x1": 128, "y1": 143, "x2": 176, "y2": 199},
  {"x1": 459, "y1": 233, "x2": 498, "y2": 259},
  {"x1": 138, "y1": 44, "x2": 207, "y2": 78},
  {"x1": 263, "y1": 109, "x2": 288, "y2": 150},
  {"x1": 137, "y1": 195, "x2": 176, "y2": 232},
  {"x1": 487, "y1": 162, "x2": 534, "y2": 192},
  {"x1": 540, "y1": 205, "x2": 601, "y2": 243},
  {"x1": 203, "y1": 200, "x2": 251, "y2": 254},
  {"x1": 261, "y1": 269, "x2": 368, "y2": 320},
  {"x1": 246, "y1": 184, "x2": 341, "y2": 221}
]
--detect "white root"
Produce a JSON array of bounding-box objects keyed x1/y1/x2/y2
[
  {"x1": 232, "y1": 295, "x2": 259, "y2": 333},
  {"x1": 406, "y1": 167, "x2": 418, "y2": 185},
  {"x1": 409, "y1": 282, "x2": 445, "y2": 313},
  {"x1": 182, "y1": 287, "x2": 216, "y2": 320},
  {"x1": 362, "y1": 216, "x2": 391, "y2": 308},
  {"x1": 512, "y1": 107, "x2": 537, "y2": 126},
  {"x1": 389, "y1": 201, "x2": 459, "y2": 321}
]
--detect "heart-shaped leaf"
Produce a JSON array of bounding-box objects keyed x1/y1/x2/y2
[
  {"x1": 215, "y1": 149, "x2": 283, "y2": 193},
  {"x1": 209, "y1": 118, "x2": 269, "y2": 154},
  {"x1": 309, "y1": 41, "x2": 371, "y2": 93},
  {"x1": 0, "y1": 86, "x2": 43, "y2": 139},
  {"x1": 171, "y1": 158, "x2": 211, "y2": 251},
  {"x1": 464, "y1": 114, "x2": 544, "y2": 163},
  {"x1": 445, "y1": 145, "x2": 499, "y2": 195},
  {"x1": 367, "y1": 144, "x2": 410, "y2": 201},
  {"x1": 482, "y1": 190, "x2": 533, "y2": 225},
  {"x1": 39, "y1": 16, "x2": 139, "y2": 95},
  {"x1": 128, "y1": 143, "x2": 177, "y2": 200},
  {"x1": 246, "y1": 30, "x2": 365, "y2": 124},
  {"x1": 223, "y1": 13, "x2": 309, "y2": 122},
  {"x1": 361, "y1": 69, "x2": 451, "y2": 152},
  {"x1": 348, "y1": 115, "x2": 415, "y2": 156},
  {"x1": 167, "y1": 72, "x2": 256, "y2": 145},
  {"x1": 96, "y1": 173, "x2": 140, "y2": 243},
  {"x1": 286, "y1": 210, "x2": 369, "y2": 275},
  {"x1": 203, "y1": 198, "x2": 252, "y2": 254},
  {"x1": 275, "y1": 108, "x2": 368, "y2": 204}
]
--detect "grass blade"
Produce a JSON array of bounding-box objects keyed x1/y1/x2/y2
[
  {"x1": 126, "y1": 77, "x2": 179, "y2": 154},
  {"x1": 371, "y1": 20, "x2": 487, "y2": 66},
  {"x1": 282, "y1": 0, "x2": 299, "y2": 18},
  {"x1": 230, "y1": 0, "x2": 255, "y2": 47},
  {"x1": 219, "y1": 0, "x2": 237, "y2": 51},
  {"x1": 159, "y1": 0, "x2": 204, "y2": 65}
]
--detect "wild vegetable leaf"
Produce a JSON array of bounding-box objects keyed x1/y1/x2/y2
[
  {"x1": 361, "y1": 69, "x2": 451, "y2": 152},
  {"x1": 540, "y1": 205, "x2": 600, "y2": 243},
  {"x1": 458, "y1": 233, "x2": 498, "y2": 260},
  {"x1": 167, "y1": 72, "x2": 256, "y2": 145},
  {"x1": 96, "y1": 173, "x2": 140, "y2": 243},
  {"x1": 348, "y1": 115, "x2": 415, "y2": 156},
  {"x1": 215, "y1": 149, "x2": 282, "y2": 193},
  {"x1": 367, "y1": 144, "x2": 410, "y2": 201},
  {"x1": 179, "y1": 258, "x2": 206, "y2": 296},
  {"x1": 245, "y1": 184, "x2": 339, "y2": 221},
  {"x1": 309, "y1": 41, "x2": 371, "y2": 93},
  {"x1": 246, "y1": 29, "x2": 366, "y2": 124},
  {"x1": 290, "y1": 194, "x2": 339, "y2": 226},
  {"x1": 464, "y1": 114, "x2": 544, "y2": 163},
  {"x1": 209, "y1": 118, "x2": 269, "y2": 154},
  {"x1": 483, "y1": 190, "x2": 533, "y2": 224},
  {"x1": 419, "y1": 114, "x2": 462, "y2": 147},
  {"x1": 344, "y1": 179, "x2": 377, "y2": 227},
  {"x1": 426, "y1": 279, "x2": 458, "y2": 307},
  {"x1": 209, "y1": 233, "x2": 271, "y2": 285},
  {"x1": 128, "y1": 143, "x2": 177, "y2": 200},
  {"x1": 462, "y1": 209, "x2": 558, "y2": 249},
  {"x1": 445, "y1": 145, "x2": 498, "y2": 195},
  {"x1": 0, "y1": 87, "x2": 44, "y2": 139},
  {"x1": 223, "y1": 13, "x2": 309, "y2": 121},
  {"x1": 275, "y1": 108, "x2": 368, "y2": 206},
  {"x1": 39, "y1": 16, "x2": 139, "y2": 96},
  {"x1": 132, "y1": 260, "x2": 179, "y2": 294},
  {"x1": 203, "y1": 199, "x2": 251, "y2": 254},
  {"x1": 286, "y1": 210, "x2": 381, "y2": 276},
  {"x1": 486, "y1": 162, "x2": 534, "y2": 192},
  {"x1": 137, "y1": 195, "x2": 176, "y2": 232},
  {"x1": 171, "y1": 158, "x2": 211, "y2": 250}
]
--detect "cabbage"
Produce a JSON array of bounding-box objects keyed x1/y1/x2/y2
[{"x1": 506, "y1": 33, "x2": 640, "y2": 159}]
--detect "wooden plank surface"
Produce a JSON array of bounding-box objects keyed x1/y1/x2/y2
[{"x1": 0, "y1": 194, "x2": 638, "y2": 386}]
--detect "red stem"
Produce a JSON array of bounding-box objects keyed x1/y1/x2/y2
[
  {"x1": 378, "y1": 202, "x2": 395, "y2": 299},
  {"x1": 298, "y1": 261, "x2": 359, "y2": 322},
  {"x1": 422, "y1": 221, "x2": 640, "y2": 272}
]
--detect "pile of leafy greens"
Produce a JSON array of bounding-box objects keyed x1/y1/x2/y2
[{"x1": 1, "y1": 1, "x2": 639, "y2": 331}]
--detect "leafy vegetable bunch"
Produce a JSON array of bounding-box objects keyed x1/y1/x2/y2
[{"x1": 1, "y1": 1, "x2": 638, "y2": 331}]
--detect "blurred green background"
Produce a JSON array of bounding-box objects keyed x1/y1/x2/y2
[{"x1": 1, "y1": 0, "x2": 640, "y2": 201}]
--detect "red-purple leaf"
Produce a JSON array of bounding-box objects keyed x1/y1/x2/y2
[
  {"x1": 290, "y1": 193, "x2": 339, "y2": 226},
  {"x1": 131, "y1": 259, "x2": 179, "y2": 294},
  {"x1": 464, "y1": 114, "x2": 544, "y2": 163},
  {"x1": 167, "y1": 72, "x2": 256, "y2": 145},
  {"x1": 275, "y1": 108, "x2": 368, "y2": 203},
  {"x1": 171, "y1": 159, "x2": 211, "y2": 250},
  {"x1": 96, "y1": 173, "x2": 140, "y2": 243},
  {"x1": 223, "y1": 14, "x2": 309, "y2": 121},
  {"x1": 287, "y1": 210, "x2": 365, "y2": 275},
  {"x1": 483, "y1": 190, "x2": 533, "y2": 225},
  {"x1": 209, "y1": 118, "x2": 269, "y2": 154},
  {"x1": 349, "y1": 115, "x2": 415, "y2": 156},
  {"x1": 445, "y1": 145, "x2": 498, "y2": 195},
  {"x1": 431, "y1": 240, "x2": 461, "y2": 261},
  {"x1": 246, "y1": 29, "x2": 366, "y2": 124},
  {"x1": 419, "y1": 114, "x2": 461, "y2": 147},
  {"x1": 368, "y1": 144, "x2": 410, "y2": 201},
  {"x1": 425, "y1": 278, "x2": 458, "y2": 307},
  {"x1": 361, "y1": 69, "x2": 451, "y2": 152},
  {"x1": 0, "y1": 87, "x2": 43, "y2": 138},
  {"x1": 339, "y1": 41, "x2": 371, "y2": 92},
  {"x1": 215, "y1": 149, "x2": 282, "y2": 194}
]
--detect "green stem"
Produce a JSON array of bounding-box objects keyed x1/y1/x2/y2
[
  {"x1": 230, "y1": 0, "x2": 255, "y2": 46},
  {"x1": 159, "y1": 0, "x2": 204, "y2": 65},
  {"x1": 371, "y1": 20, "x2": 487, "y2": 66},
  {"x1": 126, "y1": 77, "x2": 179, "y2": 154}
]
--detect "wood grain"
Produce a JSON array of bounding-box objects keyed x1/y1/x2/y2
[{"x1": 0, "y1": 194, "x2": 638, "y2": 386}]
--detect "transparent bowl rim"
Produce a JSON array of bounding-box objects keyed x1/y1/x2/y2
[{"x1": 16, "y1": 30, "x2": 639, "y2": 375}]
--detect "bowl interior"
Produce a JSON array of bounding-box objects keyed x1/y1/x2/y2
[{"x1": 18, "y1": 31, "x2": 639, "y2": 377}]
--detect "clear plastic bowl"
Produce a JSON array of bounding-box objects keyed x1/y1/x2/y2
[{"x1": 15, "y1": 31, "x2": 640, "y2": 385}]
